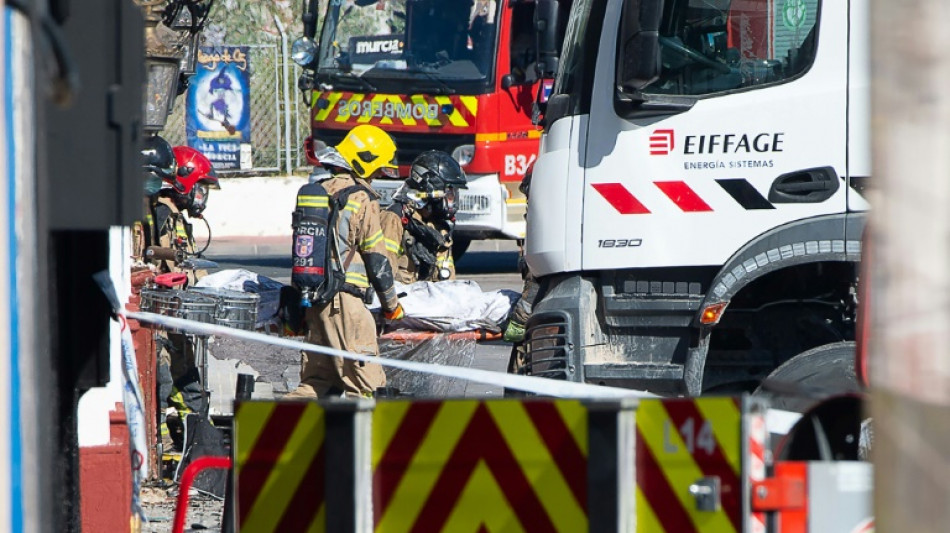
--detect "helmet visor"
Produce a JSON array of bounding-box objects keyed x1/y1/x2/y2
[
  {"x1": 144, "y1": 174, "x2": 164, "y2": 196},
  {"x1": 379, "y1": 154, "x2": 399, "y2": 178},
  {"x1": 445, "y1": 186, "x2": 458, "y2": 215},
  {"x1": 202, "y1": 167, "x2": 221, "y2": 189}
]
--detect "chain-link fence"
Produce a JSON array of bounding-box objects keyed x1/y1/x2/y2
[{"x1": 161, "y1": 43, "x2": 312, "y2": 175}]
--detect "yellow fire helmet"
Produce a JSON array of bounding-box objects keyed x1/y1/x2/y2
[{"x1": 334, "y1": 124, "x2": 399, "y2": 179}]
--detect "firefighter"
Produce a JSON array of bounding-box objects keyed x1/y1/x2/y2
[
  {"x1": 135, "y1": 136, "x2": 220, "y2": 453},
  {"x1": 137, "y1": 141, "x2": 220, "y2": 282},
  {"x1": 504, "y1": 166, "x2": 538, "y2": 344},
  {"x1": 286, "y1": 124, "x2": 405, "y2": 399},
  {"x1": 381, "y1": 150, "x2": 467, "y2": 283}
]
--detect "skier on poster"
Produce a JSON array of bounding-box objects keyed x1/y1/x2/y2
[{"x1": 205, "y1": 68, "x2": 238, "y2": 135}]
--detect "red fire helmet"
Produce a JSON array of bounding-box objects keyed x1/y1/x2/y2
[{"x1": 171, "y1": 146, "x2": 221, "y2": 194}]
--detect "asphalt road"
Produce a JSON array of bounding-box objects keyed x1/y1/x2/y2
[
  {"x1": 200, "y1": 237, "x2": 523, "y2": 399},
  {"x1": 202, "y1": 236, "x2": 521, "y2": 287}
]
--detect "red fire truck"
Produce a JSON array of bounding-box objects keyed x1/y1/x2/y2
[{"x1": 291, "y1": 0, "x2": 567, "y2": 256}]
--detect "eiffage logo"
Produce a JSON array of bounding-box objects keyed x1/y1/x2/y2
[{"x1": 649, "y1": 129, "x2": 675, "y2": 155}]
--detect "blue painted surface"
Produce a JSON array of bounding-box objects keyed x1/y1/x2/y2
[{"x1": 5, "y1": 8, "x2": 24, "y2": 531}]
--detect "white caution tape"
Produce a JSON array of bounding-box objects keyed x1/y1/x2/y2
[{"x1": 124, "y1": 310, "x2": 656, "y2": 400}]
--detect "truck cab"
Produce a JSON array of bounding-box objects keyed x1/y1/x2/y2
[
  {"x1": 295, "y1": 0, "x2": 567, "y2": 252},
  {"x1": 523, "y1": 0, "x2": 869, "y2": 397}
]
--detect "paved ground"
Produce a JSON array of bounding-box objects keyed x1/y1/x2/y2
[{"x1": 141, "y1": 238, "x2": 523, "y2": 531}]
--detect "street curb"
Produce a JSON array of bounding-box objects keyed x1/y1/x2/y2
[{"x1": 206, "y1": 235, "x2": 292, "y2": 257}]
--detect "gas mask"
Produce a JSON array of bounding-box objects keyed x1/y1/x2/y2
[
  {"x1": 392, "y1": 183, "x2": 459, "y2": 222},
  {"x1": 186, "y1": 184, "x2": 210, "y2": 217},
  {"x1": 438, "y1": 185, "x2": 459, "y2": 219}
]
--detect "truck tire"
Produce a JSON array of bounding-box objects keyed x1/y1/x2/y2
[
  {"x1": 753, "y1": 341, "x2": 858, "y2": 413},
  {"x1": 777, "y1": 395, "x2": 864, "y2": 461},
  {"x1": 451, "y1": 236, "x2": 472, "y2": 262}
]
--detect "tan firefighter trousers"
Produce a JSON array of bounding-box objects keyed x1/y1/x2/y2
[{"x1": 287, "y1": 291, "x2": 386, "y2": 398}]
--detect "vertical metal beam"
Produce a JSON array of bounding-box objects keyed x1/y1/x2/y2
[
  {"x1": 273, "y1": 44, "x2": 281, "y2": 172},
  {"x1": 324, "y1": 399, "x2": 374, "y2": 533},
  {"x1": 295, "y1": 65, "x2": 303, "y2": 170},
  {"x1": 586, "y1": 398, "x2": 638, "y2": 532},
  {"x1": 870, "y1": 0, "x2": 950, "y2": 530}
]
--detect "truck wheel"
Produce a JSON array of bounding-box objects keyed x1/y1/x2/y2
[
  {"x1": 452, "y1": 237, "x2": 472, "y2": 262},
  {"x1": 777, "y1": 395, "x2": 864, "y2": 461},
  {"x1": 753, "y1": 341, "x2": 858, "y2": 413}
]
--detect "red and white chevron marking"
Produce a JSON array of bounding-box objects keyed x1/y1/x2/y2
[
  {"x1": 591, "y1": 179, "x2": 778, "y2": 214},
  {"x1": 748, "y1": 412, "x2": 768, "y2": 533},
  {"x1": 593, "y1": 180, "x2": 718, "y2": 213},
  {"x1": 655, "y1": 181, "x2": 713, "y2": 212},
  {"x1": 590, "y1": 183, "x2": 651, "y2": 214}
]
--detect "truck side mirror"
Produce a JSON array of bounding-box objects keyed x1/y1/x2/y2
[
  {"x1": 302, "y1": 0, "x2": 321, "y2": 39},
  {"x1": 616, "y1": 0, "x2": 663, "y2": 93},
  {"x1": 502, "y1": 72, "x2": 528, "y2": 90},
  {"x1": 534, "y1": 0, "x2": 560, "y2": 79}
]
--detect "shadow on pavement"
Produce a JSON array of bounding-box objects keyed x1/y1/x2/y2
[
  {"x1": 204, "y1": 250, "x2": 520, "y2": 276},
  {"x1": 455, "y1": 251, "x2": 519, "y2": 274},
  {"x1": 206, "y1": 255, "x2": 290, "y2": 270}
]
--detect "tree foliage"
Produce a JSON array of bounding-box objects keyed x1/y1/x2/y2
[{"x1": 202, "y1": 0, "x2": 308, "y2": 45}]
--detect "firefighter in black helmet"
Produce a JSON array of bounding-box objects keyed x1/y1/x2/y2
[{"x1": 380, "y1": 150, "x2": 468, "y2": 283}]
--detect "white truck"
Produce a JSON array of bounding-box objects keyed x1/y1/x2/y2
[{"x1": 522, "y1": 0, "x2": 868, "y2": 400}]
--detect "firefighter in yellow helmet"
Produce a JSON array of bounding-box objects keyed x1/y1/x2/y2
[{"x1": 286, "y1": 124, "x2": 405, "y2": 398}]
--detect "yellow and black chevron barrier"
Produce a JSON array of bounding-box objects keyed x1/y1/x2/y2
[
  {"x1": 312, "y1": 91, "x2": 478, "y2": 132},
  {"x1": 231, "y1": 397, "x2": 773, "y2": 533}
]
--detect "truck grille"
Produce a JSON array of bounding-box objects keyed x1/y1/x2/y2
[
  {"x1": 458, "y1": 194, "x2": 492, "y2": 214},
  {"x1": 524, "y1": 319, "x2": 570, "y2": 380},
  {"x1": 314, "y1": 129, "x2": 475, "y2": 168}
]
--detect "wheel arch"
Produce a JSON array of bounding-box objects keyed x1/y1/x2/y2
[{"x1": 684, "y1": 214, "x2": 864, "y2": 394}]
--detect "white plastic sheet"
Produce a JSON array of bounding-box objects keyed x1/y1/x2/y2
[
  {"x1": 198, "y1": 271, "x2": 519, "y2": 332},
  {"x1": 371, "y1": 280, "x2": 519, "y2": 332},
  {"x1": 379, "y1": 334, "x2": 477, "y2": 397},
  {"x1": 194, "y1": 268, "x2": 283, "y2": 326}
]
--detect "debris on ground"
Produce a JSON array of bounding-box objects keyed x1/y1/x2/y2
[{"x1": 141, "y1": 482, "x2": 224, "y2": 533}]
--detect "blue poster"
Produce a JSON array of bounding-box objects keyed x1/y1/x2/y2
[{"x1": 186, "y1": 46, "x2": 251, "y2": 169}]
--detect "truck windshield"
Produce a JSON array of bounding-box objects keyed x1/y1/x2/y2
[
  {"x1": 648, "y1": 0, "x2": 820, "y2": 96},
  {"x1": 317, "y1": 0, "x2": 499, "y2": 91}
]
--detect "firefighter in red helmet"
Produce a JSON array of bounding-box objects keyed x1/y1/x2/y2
[
  {"x1": 134, "y1": 137, "x2": 221, "y2": 455},
  {"x1": 170, "y1": 145, "x2": 221, "y2": 218}
]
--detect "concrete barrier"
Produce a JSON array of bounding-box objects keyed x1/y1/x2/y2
[
  {"x1": 202, "y1": 175, "x2": 308, "y2": 238},
  {"x1": 200, "y1": 176, "x2": 520, "y2": 256}
]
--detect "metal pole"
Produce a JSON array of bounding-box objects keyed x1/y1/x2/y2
[
  {"x1": 295, "y1": 65, "x2": 302, "y2": 170},
  {"x1": 274, "y1": 16, "x2": 293, "y2": 175},
  {"x1": 273, "y1": 45, "x2": 281, "y2": 171},
  {"x1": 871, "y1": 0, "x2": 950, "y2": 529}
]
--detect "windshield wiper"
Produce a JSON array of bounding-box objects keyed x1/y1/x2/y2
[
  {"x1": 326, "y1": 70, "x2": 378, "y2": 93},
  {"x1": 407, "y1": 68, "x2": 456, "y2": 95}
]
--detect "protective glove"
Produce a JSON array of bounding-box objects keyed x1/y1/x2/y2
[
  {"x1": 383, "y1": 302, "x2": 405, "y2": 321},
  {"x1": 503, "y1": 320, "x2": 526, "y2": 343}
]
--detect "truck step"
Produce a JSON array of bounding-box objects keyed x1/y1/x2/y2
[{"x1": 584, "y1": 363, "x2": 685, "y2": 394}]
